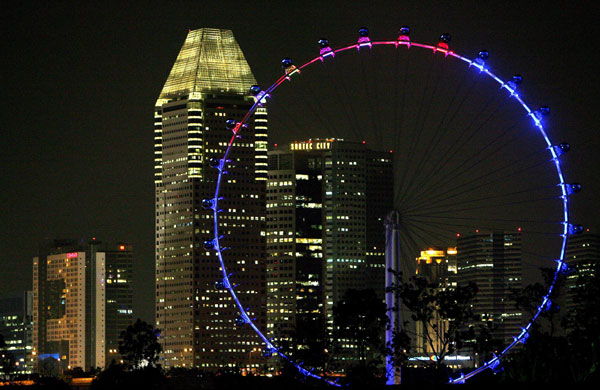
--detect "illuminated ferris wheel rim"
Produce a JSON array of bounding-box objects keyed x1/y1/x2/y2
[{"x1": 208, "y1": 30, "x2": 575, "y2": 385}]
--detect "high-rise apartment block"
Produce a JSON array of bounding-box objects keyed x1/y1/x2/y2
[
  {"x1": 0, "y1": 292, "x2": 34, "y2": 375},
  {"x1": 266, "y1": 139, "x2": 392, "y2": 345},
  {"x1": 154, "y1": 28, "x2": 267, "y2": 371},
  {"x1": 32, "y1": 239, "x2": 133, "y2": 371},
  {"x1": 456, "y1": 231, "x2": 522, "y2": 346}
]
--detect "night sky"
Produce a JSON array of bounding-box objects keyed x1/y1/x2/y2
[{"x1": 1, "y1": 1, "x2": 599, "y2": 324}]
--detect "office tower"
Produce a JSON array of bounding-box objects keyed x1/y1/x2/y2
[
  {"x1": 154, "y1": 28, "x2": 267, "y2": 371},
  {"x1": 266, "y1": 139, "x2": 392, "y2": 348},
  {"x1": 32, "y1": 239, "x2": 133, "y2": 372},
  {"x1": 456, "y1": 231, "x2": 523, "y2": 347},
  {"x1": 0, "y1": 292, "x2": 34, "y2": 375},
  {"x1": 564, "y1": 230, "x2": 600, "y2": 312}
]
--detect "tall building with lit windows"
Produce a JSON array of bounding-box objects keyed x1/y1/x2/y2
[
  {"x1": 154, "y1": 28, "x2": 267, "y2": 371},
  {"x1": 265, "y1": 139, "x2": 392, "y2": 348},
  {"x1": 456, "y1": 231, "x2": 523, "y2": 346},
  {"x1": 564, "y1": 230, "x2": 599, "y2": 312},
  {"x1": 32, "y1": 239, "x2": 133, "y2": 372},
  {"x1": 0, "y1": 292, "x2": 34, "y2": 374}
]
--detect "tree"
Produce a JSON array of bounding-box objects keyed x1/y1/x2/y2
[
  {"x1": 118, "y1": 318, "x2": 162, "y2": 368},
  {"x1": 333, "y1": 288, "x2": 388, "y2": 382},
  {"x1": 390, "y1": 274, "x2": 478, "y2": 373}
]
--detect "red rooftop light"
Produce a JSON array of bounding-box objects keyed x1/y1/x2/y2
[{"x1": 119, "y1": 245, "x2": 125, "y2": 251}]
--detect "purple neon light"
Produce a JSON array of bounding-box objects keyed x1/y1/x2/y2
[{"x1": 211, "y1": 39, "x2": 570, "y2": 385}]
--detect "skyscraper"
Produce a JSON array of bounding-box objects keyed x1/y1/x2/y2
[
  {"x1": 564, "y1": 230, "x2": 599, "y2": 312},
  {"x1": 456, "y1": 231, "x2": 523, "y2": 347},
  {"x1": 32, "y1": 239, "x2": 133, "y2": 371},
  {"x1": 0, "y1": 292, "x2": 34, "y2": 375},
  {"x1": 154, "y1": 28, "x2": 267, "y2": 371},
  {"x1": 266, "y1": 139, "x2": 392, "y2": 349}
]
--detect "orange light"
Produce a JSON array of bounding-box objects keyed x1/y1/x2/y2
[{"x1": 119, "y1": 245, "x2": 125, "y2": 251}]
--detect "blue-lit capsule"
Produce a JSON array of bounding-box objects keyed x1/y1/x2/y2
[
  {"x1": 234, "y1": 316, "x2": 246, "y2": 326},
  {"x1": 249, "y1": 85, "x2": 262, "y2": 96},
  {"x1": 511, "y1": 75, "x2": 523, "y2": 85},
  {"x1": 203, "y1": 240, "x2": 215, "y2": 250},
  {"x1": 439, "y1": 33, "x2": 451, "y2": 43},
  {"x1": 262, "y1": 349, "x2": 273, "y2": 358},
  {"x1": 570, "y1": 224, "x2": 584, "y2": 235},
  {"x1": 559, "y1": 142, "x2": 570, "y2": 153},
  {"x1": 478, "y1": 50, "x2": 489, "y2": 60},
  {"x1": 214, "y1": 280, "x2": 226, "y2": 290},
  {"x1": 569, "y1": 183, "x2": 582, "y2": 193},
  {"x1": 399, "y1": 26, "x2": 410, "y2": 36},
  {"x1": 225, "y1": 119, "x2": 237, "y2": 130},
  {"x1": 318, "y1": 38, "x2": 329, "y2": 48},
  {"x1": 540, "y1": 106, "x2": 551, "y2": 116},
  {"x1": 281, "y1": 57, "x2": 293, "y2": 68},
  {"x1": 358, "y1": 27, "x2": 369, "y2": 37},
  {"x1": 208, "y1": 157, "x2": 221, "y2": 168},
  {"x1": 202, "y1": 199, "x2": 213, "y2": 210}
]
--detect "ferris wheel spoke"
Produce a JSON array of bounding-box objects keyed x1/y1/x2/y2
[
  {"x1": 399, "y1": 64, "x2": 474, "y2": 197},
  {"x1": 406, "y1": 97, "x2": 512, "y2": 204},
  {"x1": 401, "y1": 150, "x2": 555, "y2": 215},
  {"x1": 395, "y1": 53, "x2": 438, "y2": 202}
]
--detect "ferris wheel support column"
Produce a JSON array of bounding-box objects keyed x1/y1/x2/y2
[{"x1": 385, "y1": 210, "x2": 403, "y2": 385}]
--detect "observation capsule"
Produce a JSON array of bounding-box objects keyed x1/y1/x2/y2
[
  {"x1": 214, "y1": 280, "x2": 226, "y2": 290},
  {"x1": 568, "y1": 183, "x2": 582, "y2": 194},
  {"x1": 437, "y1": 33, "x2": 451, "y2": 51},
  {"x1": 357, "y1": 27, "x2": 372, "y2": 48},
  {"x1": 474, "y1": 50, "x2": 489, "y2": 66},
  {"x1": 208, "y1": 157, "x2": 221, "y2": 168},
  {"x1": 569, "y1": 224, "x2": 584, "y2": 235},
  {"x1": 540, "y1": 106, "x2": 551, "y2": 116},
  {"x1": 318, "y1": 38, "x2": 334, "y2": 58},
  {"x1": 234, "y1": 316, "x2": 246, "y2": 326},
  {"x1": 249, "y1": 85, "x2": 262, "y2": 96},
  {"x1": 397, "y1": 26, "x2": 411, "y2": 45},
  {"x1": 203, "y1": 240, "x2": 215, "y2": 250},
  {"x1": 202, "y1": 198, "x2": 213, "y2": 210},
  {"x1": 281, "y1": 57, "x2": 293, "y2": 68},
  {"x1": 558, "y1": 142, "x2": 570, "y2": 153},
  {"x1": 281, "y1": 57, "x2": 299, "y2": 77},
  {"x1": 226, "y1": 119, "x2": 237, "y2": 130}
]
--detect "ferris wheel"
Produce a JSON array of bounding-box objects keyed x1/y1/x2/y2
[{"x1": 205, "y1": 27, "x2": 581, "y2": 385}]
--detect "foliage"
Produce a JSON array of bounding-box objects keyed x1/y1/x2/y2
[
  {"x1": 390, "y1": 273, "x2": 478, "y2": 371},
  {"x1": 91, "y1": 363, "x2": 166, "y2": 390},
  {"x1": 118, "y1": 318, "x2": 162, "y2": 368},
  {"x1": 332, "y1": 288, "x2": 388, "y2": 380}
]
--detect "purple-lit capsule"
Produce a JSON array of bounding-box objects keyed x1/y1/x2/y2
[
  {"x1": 511, "y1": 75, "x2": 523, "y2": 85},
  {"x1": 558, "y1": 142, "x2": 570, "y2": 153},
  {"x1": 540, "y1": 106, "x2": 551, "y2": 116},
  {"x1": 399, "y1": 26, "x2": 410, "y2": 36},
  {"x1": 249, "y1": 85, "x2": 261, "y2": 96},
  {"x1": 478, "y1": 50, "x2": 489, "y2": 60},
  {"x1": 358, "y1": 27, "x2": 369, "y2": 37}
]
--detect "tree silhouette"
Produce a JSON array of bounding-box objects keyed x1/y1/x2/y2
[{"x1": 118, "y1": 318, "x2": 162, "y2": 368}]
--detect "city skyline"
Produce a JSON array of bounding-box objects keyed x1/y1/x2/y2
[{"x1": 2, "y1": 1, "x2": 599, "y2": 330}]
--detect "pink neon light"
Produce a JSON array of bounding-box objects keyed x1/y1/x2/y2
[{"x1": 66, "y1": 252, "x2": 78, "y2": 258}]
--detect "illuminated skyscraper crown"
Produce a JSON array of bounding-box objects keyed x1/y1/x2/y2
[{"x1": 156, "y1": 28, "x2": 257, "y2": 106}]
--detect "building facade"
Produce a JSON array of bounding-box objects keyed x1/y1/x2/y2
[
  {"x1": 266, "y1": 139, "x2": 392, "y2": 351},
  {"x1": 154, "y1": 28, "x2": 267, "y2": 371},
  {"x1": 456, "y1": 231, "x2": 523, "y2": 347},
  {"x1": 32, "y1": 239, "x2": 133, "y2": 372},
  {"x1": 0, "y1": 292, "x2": 34, "y2": 375},
  {"x1": 564, "y1": 230, "x2": 599, "y2": 312}
]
